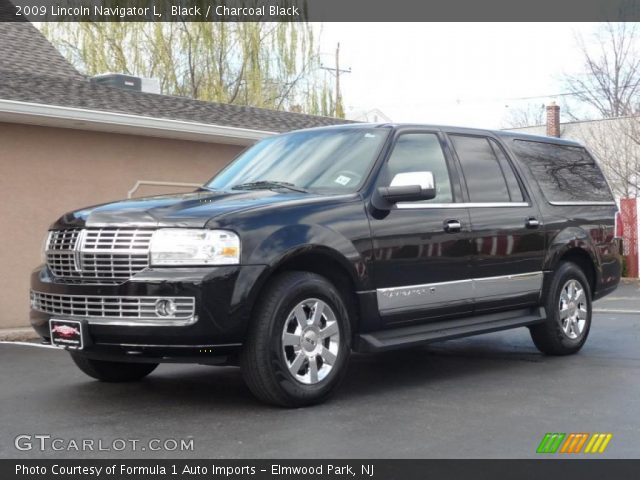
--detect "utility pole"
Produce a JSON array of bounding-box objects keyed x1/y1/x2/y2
[{"x1": 321, "y1": 42, "x2": 351, "y2": 118}]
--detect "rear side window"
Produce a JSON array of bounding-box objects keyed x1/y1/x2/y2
[
  {"x1": 490, "y1": 139, "x2": 524, "y2": 202},
  {"x1": 511, "y1": 140, "x2": 613, "y2": 203},
  {"x1": 450, "y1": 135, "x2": 523, "y2": 203}
]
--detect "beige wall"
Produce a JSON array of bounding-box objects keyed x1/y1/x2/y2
[{"x1": 0, "y1": 122, "x2": 245, "y2": 328}]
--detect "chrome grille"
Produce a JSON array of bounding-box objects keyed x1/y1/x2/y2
[
  {"x1": 46, "y1": 228, "x2": 153, "y2": 282},
  {"x1": 30, "y1": 291, "x2": 195, "y2": 322},
  {"x1": 83, "y1": 229, "x2": 154, "y2": 251},
  {"x1": 46, "y1": 230, "x2": 81, "y2": 279},
  {"x1": 48, "y1": 229, "x2": 80, "y2": 250},
  {"x1": 46, "y1": 251, "x2": 80, "y2": 278},
  {"x1": 80, "y1": 253, "x2": 150, "y2": 280}
]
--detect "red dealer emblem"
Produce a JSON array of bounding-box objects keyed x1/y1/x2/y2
[{"x1": 52, "y1": 325, "x2": 80, "y2": 339}]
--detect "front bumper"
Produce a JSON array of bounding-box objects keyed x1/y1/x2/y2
[{"x1": 30, "y1": 264, "x2": 266, "y2": 363}]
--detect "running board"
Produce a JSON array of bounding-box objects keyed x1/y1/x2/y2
[{"x1": 355, "y1": 307, "x2": 546, "y2": 353}]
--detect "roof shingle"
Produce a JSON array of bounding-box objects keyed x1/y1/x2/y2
[{"x1": 0, "y1": 22, "x2": 84, "y2": 80}]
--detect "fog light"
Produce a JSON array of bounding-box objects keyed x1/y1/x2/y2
[{"x1": 155, "y1": 299, "x2": 177, "y2": 317}]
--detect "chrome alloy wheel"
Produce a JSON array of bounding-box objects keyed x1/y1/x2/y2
[
  {"x1": 281, "y1": 298, "x2": 340, "y2": 385},
  {"x1": 559, "y1": 279, "x2": 588, "y2": 339}
]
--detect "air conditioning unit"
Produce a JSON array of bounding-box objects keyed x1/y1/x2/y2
[{"x1": 91, "y1": 74, "x2": 160, "y2": 94}]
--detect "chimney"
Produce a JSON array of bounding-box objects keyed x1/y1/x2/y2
[{"x1": 546, "y1": 102, "x2": 561, "y2": 137}]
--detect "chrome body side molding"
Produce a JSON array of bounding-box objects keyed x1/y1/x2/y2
[
  {"x1": 377, "y1": 278, "x2": 473, "y2": 312},
  {"x1": 377, "y1": 271, "x2": 543, "y2": 313},
  {"x1": 474, "y1": 272, "x2": 543, "y2": 299},
  {"x1": 548, "y1": 201, "x2": 616, "y2": 206},
  {"x1": 397, "y1": 202, "x2": 530, "y2": 209}
]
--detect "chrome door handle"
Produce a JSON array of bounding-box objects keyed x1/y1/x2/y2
[
  {"x1": 444, "y1": 219, "x2": 461, "y2": 233},
  {"x1": 526, "y1": 217, "x2": 541, "y2": 228}
]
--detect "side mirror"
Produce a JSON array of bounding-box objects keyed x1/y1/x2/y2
[{"x1": 378, "y1": 171, "x2": 436, "y2": 203}]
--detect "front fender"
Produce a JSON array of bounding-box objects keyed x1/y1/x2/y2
[
  {"x1": 246, "y1": 224, "x2": 366, "y2": 287},
  {"x1": 231, "y1": 224, "x2": 370, "y2": 338}
]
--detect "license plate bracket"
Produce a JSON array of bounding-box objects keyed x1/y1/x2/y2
[{"x1": 49, "y1": 319, "x2": 85, "y2": 350}]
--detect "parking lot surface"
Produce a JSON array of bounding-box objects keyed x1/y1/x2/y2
[{"x1": 1, "y1": 282, "x2": 639, "y2": 459}]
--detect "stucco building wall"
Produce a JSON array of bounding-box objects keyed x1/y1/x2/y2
[{"x1": 0, "y1": 122, "x2": 245, "y2": 327}]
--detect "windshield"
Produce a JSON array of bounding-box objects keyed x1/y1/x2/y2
[{"x1": 206, "y1": 128, "x2": 390, "y2": 193}]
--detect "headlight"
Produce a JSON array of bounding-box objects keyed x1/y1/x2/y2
[
  {"x1": 41, "y1": 231, "x2": 52, "y2": 264},
  {"x1": 149, "y1": 229, "x2": 240, "y2": 266}
]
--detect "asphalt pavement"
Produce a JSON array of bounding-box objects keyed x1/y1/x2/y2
[{"x1": 1, "y1": 282, "x2": 639, "y2": 459}]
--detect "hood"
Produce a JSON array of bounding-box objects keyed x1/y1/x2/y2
[{"x1": 52, "y1": 190, "x2": 325, "y2": 229}]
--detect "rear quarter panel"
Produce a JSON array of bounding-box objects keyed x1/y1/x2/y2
[
  {"x1": 542, "y1": 205, "x2": 621, "y2": 297},
  {"x1": 499, "y1": 135, "x2": 621, "y2": 298}
]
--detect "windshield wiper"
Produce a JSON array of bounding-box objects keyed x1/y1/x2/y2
[{"x1": 231, "y1": 180, "x2": 308, "y2": 193}]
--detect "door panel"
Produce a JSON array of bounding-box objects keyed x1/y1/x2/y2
[
  {"x1": 466, "y1": 205, "x2": 545, "y2": 310},
  {"x1": 369, "y1": 130, "x2": 474, "y2": 324},
  {"x1": 447, "y1": 133, "x2": 546, "y2": 312},
  {"x1": 371, "y1": 207, "x2": 473, "y2": 322}
]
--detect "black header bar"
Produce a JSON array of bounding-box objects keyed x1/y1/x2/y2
[
  {"x1": 1, "y1": 0, "x2": 640, "y2": 22},
  {"x1": 4, "y1": 459, "x2": 640, "y2": 480}
]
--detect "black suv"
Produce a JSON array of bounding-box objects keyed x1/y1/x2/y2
[{"x1": 31, "y1": 124, "x2": 621, "y2": 406}]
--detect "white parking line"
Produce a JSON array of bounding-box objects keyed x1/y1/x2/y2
[
  {"x1": 597, "y1": 297, "x2": 640, "y2": 301},
  {"x1": 594, "y1": 309, "x2": 640, "y2": 314}
]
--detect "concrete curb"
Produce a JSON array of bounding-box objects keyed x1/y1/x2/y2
[{"x1": 0, "y1": 328, "x2": 39, "y2": 342}]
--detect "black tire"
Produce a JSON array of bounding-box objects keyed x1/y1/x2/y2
[
  {"x1": 70, "y1": 353, "x2": 158, "y2": 382},
  {"x1": 240, "y1": 271, "x2": 352, "y2": 407},
  {"x1": 530, "y1": 262, "x2": 592, "y2": 355}
]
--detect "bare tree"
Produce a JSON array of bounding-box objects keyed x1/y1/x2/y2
[
  {"x1": 579, "y1": 117, "x2": 640, "y2": 198},
  {"x1": 565, "y1": 23, "x2": 640, "y2": 118},
  {"x1": 559, "y1": 23, "x2": 640, "y2": 199}
]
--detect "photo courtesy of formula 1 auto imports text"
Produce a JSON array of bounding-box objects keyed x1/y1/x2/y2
[{"x1": 0, "y1": 0, "x2": 639, "y2": 479}]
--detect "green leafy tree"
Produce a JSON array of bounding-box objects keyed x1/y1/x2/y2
[{"x1": 40, "y1": 21, "x2": 342, "y2": 117}]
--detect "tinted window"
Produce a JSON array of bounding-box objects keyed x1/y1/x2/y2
[
  {"x1": 512, "y1": 140, "x2": 613, "y2": 203},
  {"x1": 206, "y1": 128, "x2": 389, "y2": 193},
  {"x1": 384, "y1": 133, "x2": 453, "y2": 203},
  {"x1": 489, "y1": 139, "x2": 524, "y2": 202},
  {"x1": 450, "y1": 135, "x2": 511, "y2": 203}
]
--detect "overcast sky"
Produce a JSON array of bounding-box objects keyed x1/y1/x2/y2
[{"x1": 317, "y1": 23, "x2": 600, "y2": 128}]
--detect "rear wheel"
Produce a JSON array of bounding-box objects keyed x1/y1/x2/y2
[
  {"x1": 70, "y1": 353, "x2": 158, "y2": 382},
  {"x1": 240, "y1": 271, "x2": 351, "y2": 407},
  {"x1": 530, "y1": 262, "x2": 592, "y2": 355}
]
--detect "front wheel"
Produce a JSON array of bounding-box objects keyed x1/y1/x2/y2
[
  {"x1": 530, "y1": 262, "x2": 592, "y2": 355},
  {"x1": 70, "y1": 353, "x2": 158, "y2": 382},
  {"x1": 240, "y1": 271, "x2": 351, "y2": 407}
]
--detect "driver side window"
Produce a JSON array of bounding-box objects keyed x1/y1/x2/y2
[{"x1": 385, "y1": 133, "x2": 453, "y2": 203}]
